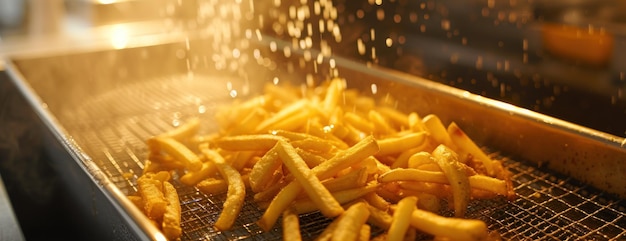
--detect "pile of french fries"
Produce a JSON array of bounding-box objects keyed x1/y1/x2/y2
[{"x1": 128, "y1": 77, "x2": 516, "y2": 241}]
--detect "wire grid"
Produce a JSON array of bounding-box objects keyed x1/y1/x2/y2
[{"x1": 60, "y1": 78, "x2": 626, "y2": 241}]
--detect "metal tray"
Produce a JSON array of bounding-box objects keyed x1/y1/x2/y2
[{"x1": 5, "y1": 33, "x2": 626, "y2": 240}]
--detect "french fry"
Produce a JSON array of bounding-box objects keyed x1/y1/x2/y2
[
  {"x1": 295, "y1": 149, "x2": 328, "y2": 168},
  {"x1": 407, "y1": 151, "x2": 434, "y2": 169},
  {"x1": 290, "y1": 183, "x2": 379, "y2": 215},
  {"x1": 364, "y1": 202, "x2": 393, "y2": 229},
  {"x1": 215, "y1": 134, "x2": 287, "y2": 151},
  {"x1": 196, "y1": 178, "x2": 228, "y2": 195},
  {"x1": 275, "y1": 140, "x2": 344, "y2": 218},
  {"x1": 249, "y1": 145, "x2": 282, "y2": 192},
  {"x1": 331, "y1": 202, "x2": 370, "y2": 241},
  {"x1": 363, "y1": 192, "x2": 390, "y2": 211},
  {"x1": 344, "y1": 112, "x2": 375, "y2": 134},
  {"x1": 282, "y1": 208, "x2": 302, "y2": 241},
  {"x1": 409, "y1": 208, "x2": 488, "y2": 241},
  {"x1": 200, "y1": 145, "x2": 246, "y2": 231},
  {"x1": 321, "y1": 167, "x2": 369, "y2": 192},
  {"x1": 162, "y1": 181, "x2": 182, "y2": 240},
  {"x1": 376, "y1": 106, "x2": 410, "y2": 129},
  {"x1": 358, "y1": 224, "x2": 371, "y2": 241},
  {"x1": 147, "y1": 137, "x2": 203, "y2": 172},
  {"x1": 431, "y1": 145, "x2": 470, "y2": 217},
  {"x1": 448, "y1": 122, "x2": 496, "y2": 176},
  {"x1": 137, "y1": 176, "x2": 167, "y2": 220},
  {"x1": 368, "y1": 110, "x2": 395, "y2": 135},
  {"x1": 388, "y1": 196, "x2": 417, "y2": 241},
  {"x1": 180, "y1": 161, "x2": 217, "y2": 186},
  {"x1": 422, "y1": 114, "x2": 454, "y2": 148},
  {"x1": 377, "y1": 132, "x2": 426, "y2": 156},
  {"x1": 255, "y1": 99, "x2": 310, "y2": 133},
  {"x1": 312, "y1": 136, "x2": 379, "y2": 180},
  {"x1": 379, "y1": 168, "x2": 508, "y2": 196}
]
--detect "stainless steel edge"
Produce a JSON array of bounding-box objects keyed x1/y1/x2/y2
[{"x1": 3, "y1": 58, "x2": 162, "y2": 241}]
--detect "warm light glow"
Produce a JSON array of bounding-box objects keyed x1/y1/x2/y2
[
  {"x1": 98, "y1": 0, "x2": 117, "y2": 4},
  {"x1": 110, "y1": 25, "x2": 129, "y2": 49}
]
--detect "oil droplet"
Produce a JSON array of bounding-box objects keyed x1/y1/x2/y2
[
  {"x1": 371, "y1": 83, "x2": 378, "y2": 94},
  {"x1": 385, "y1": 38, "x2": 393, "y2": 47}
]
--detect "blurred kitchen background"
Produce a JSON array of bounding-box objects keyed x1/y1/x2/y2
[{"x1": 1, "y1": 0, "x2": 625, "y2": 240}]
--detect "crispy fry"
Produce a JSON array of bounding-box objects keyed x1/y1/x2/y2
[
  {"x1": 422, "y1": 114, "x2": 454, "y2": 148},
  {"x1": 255, "y1": 99, "x2": 310, "y2": 133},
  {"x1": 364, "y1": 202, "x2": 393, "y2": 229},
  {"x1": 196, "y1": 178, "x2": 228, "y2": 195},
  {"x1": 162, "y1": 181, "x2": 182, "y2": 240},
  {"x1": 321, "y1": 167, "x2": 369, "y2": 192},
  {"x1": 137, "y1": 176, "x2": 167, "y2": 219},
  {"x1": 388, "y1": 196, "x2": 417, "y2": 241},
  {"x1": 432, "y1": 145, "x2": 470, "y2": 217},
  {"x1": 290, "y1": 183, "x2": 378, "y2": 215},
  {"x1": 200, "y1": 145, "x2": 246, "y2": 231},
  {"x1": 180, "y1": 161, "x2": 217, "y2": 186},
  {"x1": 363, "y1": 192, "x2": 391, "y2": 211},
  {"x1": 377, "y1": 132, "x2": 426, "y2": 156},
  {"x1": 282, "y1": 208, "x2": 302, "y2": 241},
  {"x1": 448, "y1": 122, "x2": 495, "y2": 176},
  {"x1": 313, "y1": 136, "x2": 380, "y2": 180},
  {"x1": 379, "y1": 168, "x2": 507, "y2": 196},
  {"x1": 275, "y1": 140, "x2": 344, "y2": 217},
  {"x1": 249, "y1": 145, "x2": 282, "y2": 192},
  {"x1": 257, "y1": 181, "x2": 301, "y2": 231},
  {"x1": 215, "y1": 134, "x2": 287, "y2": 151},
  {"x1": 409, "y1": 208, "x2": 488, "y2": 241},
  {"x1": 331, "y1": 202, "x2": 370, "y2": 241},
  {"x1": 369, "y1": 110, "x2": 395, "y2": 135},
  {"x1": 358, "y1": 224, "x2": 371, "y2": 241},
  {"x1": 148, "y1": 137, "x2": 202, "y2": 172}
]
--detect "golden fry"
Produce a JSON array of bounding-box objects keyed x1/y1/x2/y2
[
  {"x1": 282, "y1": 208, "x2": 302, "y2": 241},
  {"x1": 448, "y1": 122, "x2": 495, "y2": 176},
  {"x1": 432, "y1": 145, "x2": 470, "y2": 217},
  {"x1": 180, "y1": 161, "x2": 217, "y2": 186},
  {"x1": 331, "y1": 202, "x2": 370, "y2": 241},
  {"x1": 215, "y1": 134, "x2": 286, "y2": 151},
  {"x1": 364, "y1": 202, "x2": 393, "y2": 230},
  {"x1": 377, "y1": 132, "x2": 426, "y2": 156},
  {"x1": 358, "y1": 224, "x2": 371, "y2": 241},
  {"x1": 196, "y1": 178, "x2": 228, "y2": 195},
  {"x1": 321, "y1": 167, "x2": 368, "y2": 192},
  {"x1": 137, "y1": 176, "x2": 167, "y2": 219},
  {"x1": 409, "y1": 208, "x2": 488, "y2": 241},
  {"x1": 201, "y1": 146, "x2": 246, "y2": 231},
  {"x1": 275, "y1": 140, "x2": 344, "y2": 218},
  {"x1": 148, "y1": 137, "x2": 202, "y2": 172},
  {"x1": 387, "y1": 196, "x2": 417, "y2": 241},
  {"x1": 290, "y1": 183, "x2": 378, "y2": 215},
  {"x1": 255, "y1": 99, "x2": 310, "y2": 133},
  {"x1": 422, "y1": 114, "x2": 454, "y2": 148},
  {"x1": 162, "y1": 181, "x2": 182, "y2": 240},
  {"x1": 257, "y1": 181, "x2": 301, "y2": 231},
  {"x1": 312, "y1": 136, "x2": 380, "y2": 180},
  {"x1": 249, "y1": 145, "x2": 282, "y2": 192}
]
